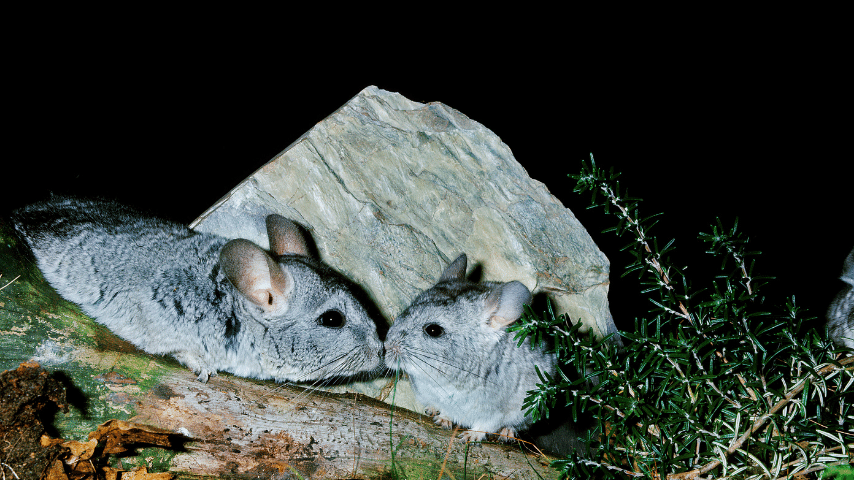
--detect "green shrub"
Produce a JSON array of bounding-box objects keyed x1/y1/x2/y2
[{"x1": 515, "y1": 155, "x2": 854, "y2": 479}]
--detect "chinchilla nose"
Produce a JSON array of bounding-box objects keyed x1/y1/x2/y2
[{"x1": 384, "y1": 340, "x2": 401, "y2": 357}]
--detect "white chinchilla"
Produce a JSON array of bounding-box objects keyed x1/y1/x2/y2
[
  {"x1": 828, "y1": 246, "x2": 854, "y2": 350},
  {"x1": 12, "y1": 196, "x2": 383, "y2": 383},
  {"x1": 384, "y1": 253, "x2": 556, "y2": 443}
]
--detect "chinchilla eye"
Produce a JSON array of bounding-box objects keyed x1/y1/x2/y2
[
  {"x1": 423, "y1": 323, "x2": 444, "y2": 338},
  {"x1": 317, "y1": 310, "x2": 346, "y2": 329}
]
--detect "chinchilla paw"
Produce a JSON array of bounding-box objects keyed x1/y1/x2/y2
[
  {"x1": 433, "y1": 415, "x2": 453, "y2": 429},
  {"x1": 196, "y1": 368, "x2": 218, "y2": 383},
  {"x1": 497, "y1": 427, "x2": 518, "y2": 443},
  {"x1": 459, "y1": 429, "x2": 487, "y2": 443},
  {"x1": 424, "y1": 407, "x2": 453, "y2": 429}
]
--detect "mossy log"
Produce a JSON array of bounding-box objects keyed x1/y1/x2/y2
[{"x1": 0, "y1": 220, "x2": 558, "y2": 479}]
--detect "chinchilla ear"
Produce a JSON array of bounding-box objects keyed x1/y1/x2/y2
[
  {"x1": 439, "y1": 254, "x2": 468, "y2": 282},
  {"x1": 220, "y1": 238, "x2": 292, "y2": 312},
  {"x1": 485, "y1": 281, "x2": 532, "y2": 329},
  {"x1": 266, "y1": 214, "x2": 310, "y2": 257}
]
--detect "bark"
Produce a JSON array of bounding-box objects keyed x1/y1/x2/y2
[{"x1": 130, "y1": 370, "x2": 558, "y2": 479}]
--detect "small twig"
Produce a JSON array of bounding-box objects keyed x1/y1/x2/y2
[
  {"x1": 650, "y1": 342, "x2": 697, "y2": 404},
  {"x1": 586, "y1": 358, "x2": 854, "y2": 478},
  {"x1": 601, "y1": 185, "x2": 691, "y2": 322},
  {"x1": 437, "y1": 425, "x2": 460, "y2": 480},
  {"x1": 0, "y1": 274, "x2": 21, "y2": 292},
  {"x1": 776, "y1": 443, "x2": 854, "y2": 472},
  {"x1": 690, "y1": 348, "x2": 741, "y2": 409},
  {"x1": 771, "y1": 459, "x2": 854, "y2": 480},
  {"x1": 601, "y1": 182, "x2": 760, "y2": 403},
  {"x1": 698, "y1": 356, "x2": 854, "y2": 476},
  {"x1": 1, "y1": 462, "x2": 20, "y2": 480},
  {"x1": 575, "y1": 458, "x2": 646, "y2": 478}
]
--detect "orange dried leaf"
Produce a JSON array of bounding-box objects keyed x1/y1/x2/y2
[
  {"x1": 103, "y1": 466, "x2": 121, "y2": 480},
  {"x1": 90, "y1": 419, "x2": 176, "y2": 455},
  {"x1": 104, "y1": 466, "x2": 175, "y2": 480},
  {"x1": 43, "y1": 459, "x2": 69, "y2": 480},
  {"x1": 62, "y1": 438, "x2": 98, "y2": 462},
  {"x1": 40, "y1": 434, "x2": 65, "y2": 448}
]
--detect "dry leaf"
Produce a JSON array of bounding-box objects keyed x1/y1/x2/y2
[
  {"x1": 43, "y1": 459, "x2": 69, "y2": 480},
  {"x1": 90, "y1": 419, "x2": 176, "y2": 455},
  {"x1": 103, "y1": 466, "x2": 174, "y2": 480},
  {"x1": 41, "y1": 434, "x2": 66, "y2": 448},
  {"x1": 103, "y1": 466, "x2": 121, "y2": 480},
  {"x1": 62, "y1": 438, "x2": 98, "y2": 463}
]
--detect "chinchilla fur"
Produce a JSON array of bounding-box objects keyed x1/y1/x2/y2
[
  {"x1": 828, "y1": 247, "x2": 854, "y2": 350},
  {"x1": 384, "y1": 253, "x2": 558, "y2": 444},
  {"x1": 12, "y1": 196, "x2": 383, "y2": 383}
]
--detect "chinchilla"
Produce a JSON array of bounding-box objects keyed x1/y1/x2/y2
[
  {"x1": 11, "y1": 196, "x2": 383, "y2": 383},
  {"x1": 384, "y1": 253, "x2": 558, "y2": 444},
  {"x1": 828, "y1": 246, "x2": 854, "y2": 350}
]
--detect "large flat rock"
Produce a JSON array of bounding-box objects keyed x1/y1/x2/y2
[{"x1": 190, "y1": 86, "x2": 615, "y2": 412}]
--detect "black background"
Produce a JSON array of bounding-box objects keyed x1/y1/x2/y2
[{"x1": 5, "y1": 14, "x2": 849, "y2": 332}]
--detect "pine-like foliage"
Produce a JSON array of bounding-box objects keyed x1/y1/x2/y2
[{"x1": 514, "y1": 155, "x2": 854, "y2": 479}]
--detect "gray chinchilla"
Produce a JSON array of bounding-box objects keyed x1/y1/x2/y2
[
  {"x1": 384, "y1": 253, "x2": 556, "y2": 443},
  {"x1": 12, "y1": 196, "x2": 383, "y2": 383},
  {"x1": 828, "y1": 246, "x2": 854, "y2": 350}
]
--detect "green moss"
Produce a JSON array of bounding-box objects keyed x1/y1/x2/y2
[
  {"x1": 368, "y1": 459, "x2": 502, "y2": 480},
  {"x1": 1, "y1": 222, "x2": 102, "y2": 370},
  {"x1": 823, "y1": 464, "x2": 854, "y2": 479},
  {"x1": 108, "y1": 446, "x2": 180, "y2": 473},
  {"x1": 1, "y1": 220, "x2": 182, "y2": 441}
]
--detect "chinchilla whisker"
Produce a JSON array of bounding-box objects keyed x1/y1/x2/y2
[
  {"x1": 266, "y1": 346, "x2": 379, "y2": 406},
  {"x1": 286, "y1": 364, "x2": 380, "y2": 407},
  {"x1": 404, "y1": 351, "x2": 453, "y2": 377},
  {"x1": 406, "y1": 346, "x2": 496, "y2": 382},
  {"x1": 269, "y1": 375, "x2": 352, "y2": 406},
  {"x1": 302, "y1": 345, "x2": 364, "y2": 382},
  {"x1": 407, "y1": 350, "x2": 499, "y2": 386},
  {"x1": 399, "y1": 346, "x2": 454, "y2": 368},
  {"x1": 404, "y1": 355, "x2": 472, "y2": 415},
  {"x1": 406, "y1": 356, "x2": 456, "y2": 395}
]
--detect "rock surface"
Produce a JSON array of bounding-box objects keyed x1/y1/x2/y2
[{"x1": 191, "y1": 86, "x2": 616, "y2": 412}]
